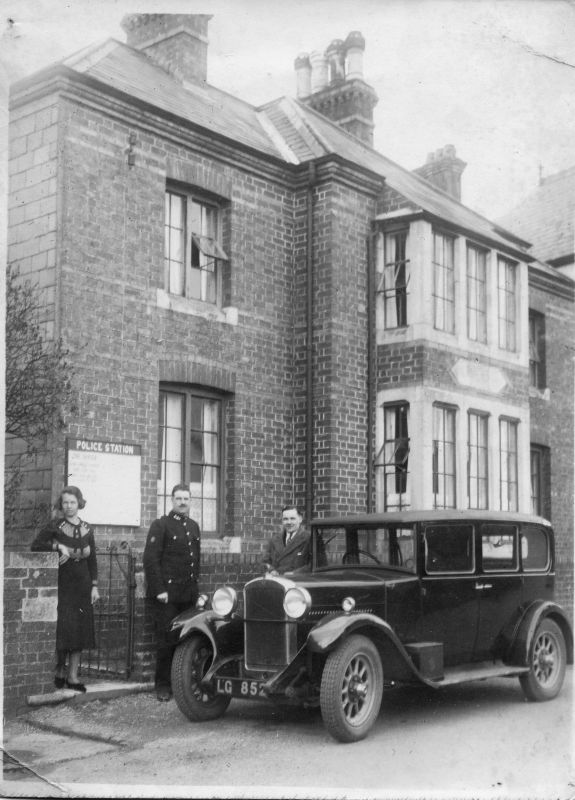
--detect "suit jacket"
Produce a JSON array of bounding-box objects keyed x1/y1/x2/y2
[
  {"x1": 264, "y1": 527, "x2": 311, "y2": 574},
  {"x1": 143, "y1": 511, "x2": 200, "y2": 603}
]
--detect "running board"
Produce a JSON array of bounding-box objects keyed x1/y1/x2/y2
[{"x1": 434, "y1": 661, "x2": 529, "y2": 686}]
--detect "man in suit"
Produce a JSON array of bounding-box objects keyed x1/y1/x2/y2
[
  {"x1": 143, "y1": 484, "x2": 200, "y2": 701},
  {"x1": 264, "y1": 504, "x2": 311, "y2": 574}
]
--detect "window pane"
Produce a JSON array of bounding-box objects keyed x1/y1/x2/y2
[
  {"x1": 500, "y1": 419, "x2": 518, "y2": 511},
  {"x1": 165, "y1": 394, "x2": 184, "y2": 427},
  {"x1": 433, "y1": 232, "x2": 455, "y2": 332},
  {"x1": 467, "y1": 245, "x2": 487, "y2": 343},
  {"x1": 189, "y1": 431, "x2": 203, "y2": 463},
  {"x1": 189, "y1": 266, "x2": 202, "y2": 299},
  {"x1": 521, "y1": 526, "x2": 550, "y2": 571},
  {"x1": 468, "y1": 412, "x2": 488, "y2": 509},
  {"x1": 482, "y1": 525, "x2": 518, "y2": 571},
  {"x1": 376, "y1": 403, "x2": 410, "y2": 511},
  {"x1": 498, "y1": 259, "x2": 517, "y2": 351},
  {"x1": 425, "y1": 525, "x2": 474, "y2": 573},
  {"x1": 380, "y1": 231, "x2": 409, "y2": 329},
  {"x1": 433, "y1": 406, "x2": 456, "y2": 508}
]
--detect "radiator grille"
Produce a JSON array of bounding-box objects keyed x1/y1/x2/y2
[{"x1": 244, "y1": 578, "x2": 296, "y2": 671}]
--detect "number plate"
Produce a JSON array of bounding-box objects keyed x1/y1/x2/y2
[{"x1": 215, "y1": 678, "x2": 267, "y2": 699}]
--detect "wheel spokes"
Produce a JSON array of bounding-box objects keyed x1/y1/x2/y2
[
  {"x1": 341, "y1": 655, "x2": 371, "y2": 721},
  {"x1": 532, "y1": 633, "x2": 557, "y2": 684}
]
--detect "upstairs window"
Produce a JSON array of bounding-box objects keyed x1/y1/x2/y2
[
  {"x1": 376, "y1": 403, "x2": 410, "y2": 510},
  {"x1": 433, "y1": 232, "x2": 455, "y2": 333},
  {"x1": 499, "y1": 417, "x2": 518, "y2": 511},
  {"x1": 498, "y1": 257, "x2": 517, "y2": 351},
  {"x1": 164, "y1": 188, "x2": 228, "y2": 305},
  {"x1": 376, "y1": 230, "x2": 409, "y2": 328},
  {"x1": 433, "y1": 404, "x2": 456, "y2": 508},
  {"x1": 467, "y1": 244, "x2": 487, "y2": 343},
  {"x1": 529, "y1": 310, "x2": 546, "y2": 389}
]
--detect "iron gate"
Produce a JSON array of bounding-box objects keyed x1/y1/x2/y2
[{"x1": 81, "y1": 544, "x2": 137, "y2": 679}]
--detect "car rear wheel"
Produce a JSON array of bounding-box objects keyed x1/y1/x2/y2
[
  {"x1": 320, "y1": 634, "x2": 383, "y2": 743},
  {"x1": 171, "y1": 635, "x2": 231, "y2": 721},
  {"x1": 519, "y1": 618, "x2": 566, "y2": 702}
]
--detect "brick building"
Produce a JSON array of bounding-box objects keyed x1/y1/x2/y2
[
  {"x1": 499, "y1": 168, "x2": 575, "y2": 611},
  {"x1": 6, "y1": 13, "x2": 573, "y2": 655}
]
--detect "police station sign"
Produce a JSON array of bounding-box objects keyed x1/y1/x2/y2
[{"x1": 66, "y1": 438, "x2": 142, "y2": 526}]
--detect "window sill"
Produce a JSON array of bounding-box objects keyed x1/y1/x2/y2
[
  {"x1": 529, "y1": 386, "x2": 550, "y2": 401},
  {"x1": 156, "y1": 289, "x2": 238, "y2": 325}
]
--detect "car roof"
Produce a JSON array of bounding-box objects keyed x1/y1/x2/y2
[{"x1": 311, "y1": 509, "x2": 552, "y2": 528}]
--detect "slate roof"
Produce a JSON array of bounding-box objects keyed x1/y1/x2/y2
[
  {"x1": 498, "y1": 167, "x2": 575, "y2": 266},
  {"x1": 16, "y1": 37, "x2": 532, "y2": 259}
]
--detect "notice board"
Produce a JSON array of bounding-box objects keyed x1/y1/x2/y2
[{"x1": 66, "y1": 438, "x2": 142, "y2": 526}]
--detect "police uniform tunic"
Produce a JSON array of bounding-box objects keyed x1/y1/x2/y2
[{"x1": 143, "y1": 511, "x2": 200, "y2": 604}]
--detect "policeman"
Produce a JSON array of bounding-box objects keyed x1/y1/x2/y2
[{"x1": 143, "y1": 484, "x2": 200, "y2": 701}]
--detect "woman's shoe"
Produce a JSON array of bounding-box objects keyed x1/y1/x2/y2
[
  {"x1": 66, "y1": 681, "x2": 87, "y2": 693},
  {"x1": 54, "y1": 676, "x2": 66, "y2": 689}
]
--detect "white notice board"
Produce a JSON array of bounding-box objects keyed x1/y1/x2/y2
[{"x1": 66, "y1": 438, "x2": 142, "y2": 526}]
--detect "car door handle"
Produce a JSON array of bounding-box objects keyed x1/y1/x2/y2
[{"x1": 475, "y1": 582, "x2": 493, "y2": 590}]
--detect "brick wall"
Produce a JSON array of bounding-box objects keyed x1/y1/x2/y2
[
  {"x1": 3, "y1": 552, "x2": 59, "y2": 713},
  {"x1": 7, "y1": 91, "x2": 60, "y2": 530},
  {"x1": 529, "y1": 276, "x2": 574, "y2": 615}
]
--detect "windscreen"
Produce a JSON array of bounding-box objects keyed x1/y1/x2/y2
[{"x1": 313, "y1": 526, "x2": 416, "y2": 571}]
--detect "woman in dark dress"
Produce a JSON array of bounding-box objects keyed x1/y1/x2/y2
[{"x1": 31, "y1": 486, "x2": 99, "y2": 691}]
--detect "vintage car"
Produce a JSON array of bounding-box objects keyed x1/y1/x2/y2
[{"x1": 170, "y1": 510, "x2": 573, "y2": 742}]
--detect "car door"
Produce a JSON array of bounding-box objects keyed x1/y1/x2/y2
[
  {"x1": 473, "y1": 523, "x2": 523, "y2": 660},
  {"x1": 417, "y1": 523, "x2": 479, "y2": 666}
]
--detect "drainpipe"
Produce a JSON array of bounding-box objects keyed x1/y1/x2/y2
[
  {"x1": 366, "y1": 227, "x2": 377, "y2": 512},
  {"x1": 305, "y1": 162, "x2": 317, "y2": 523}
]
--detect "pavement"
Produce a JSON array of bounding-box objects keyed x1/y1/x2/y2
[{"x1": 2, "y1": 679, "x2": 154, "y2": 797}]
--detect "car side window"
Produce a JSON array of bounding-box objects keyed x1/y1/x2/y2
[
  {"x1": 521, "y1": 525, "x2": 550, "y2": 571},
  {"x1": 481, "y1": 524, "x2": 518, "y2": 572},
  {"x1": 424, "y1": 525, "x2": 474, "y2": 574}
]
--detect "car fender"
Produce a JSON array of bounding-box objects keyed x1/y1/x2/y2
[
  {"x1": 171, "y1": 609, "x2": 244, "y2": 660},
  {"x1": 306, "y1": 612, "x2": 436, "y2": 685},
  {"x1": 506, "y1": 600, "x2": 574, "y2": 666}
]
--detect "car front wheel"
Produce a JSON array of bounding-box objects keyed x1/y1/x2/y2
[
  {"x1": 320, "y1": 634, "x2": 383, "y2": 743},
  {"x1": 171, "y1": 635, "x2": 231, "y2": 721},
  {"x1": 519, "y1": 618, "x2": 567, "y2": 702}
]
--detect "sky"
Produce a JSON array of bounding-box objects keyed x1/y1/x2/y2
[{"x1": 1, "y1": 0, "x2": 574, "y2": 220}]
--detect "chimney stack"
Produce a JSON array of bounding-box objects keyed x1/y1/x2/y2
[
  {"x1": 121, "y1": 13, "x2": 212, "y2": 86},
  {"x1": 294, "y1": 31, "x2": 378, "y2": 147},
  {"x1": 414, "y1": 145, "x2": 467, "y2": 201}
]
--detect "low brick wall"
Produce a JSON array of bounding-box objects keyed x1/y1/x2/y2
[{"x1": 3, "y1": 551, "x2": 59, "y2": 713}]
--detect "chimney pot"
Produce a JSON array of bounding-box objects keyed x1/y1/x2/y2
[
  {"x1": 325, "y1": 39, "x2": 345, "y2": 84},
  {"x1": 309, "y1": 50, "x2": 329, "y2": 93},
  {"x1": 294, "y1": 53, "x2": 312, "y2": 98},
  {"x1": 344, "y1": 31, "x2": 365, "y2": 80}
]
